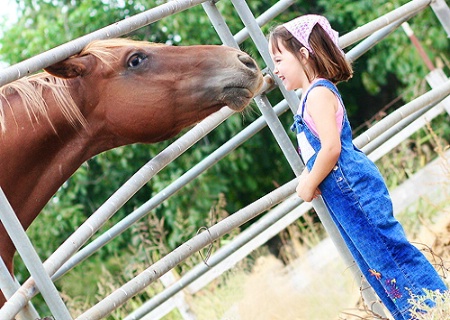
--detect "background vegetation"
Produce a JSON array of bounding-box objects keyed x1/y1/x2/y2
[{"x1": 0, "y1": 0, "x2": 449, "y2": 318}]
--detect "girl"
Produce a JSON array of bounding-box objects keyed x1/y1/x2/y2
[{"x1": 268, "y1": 14, "x2": 447, "y2": 319}]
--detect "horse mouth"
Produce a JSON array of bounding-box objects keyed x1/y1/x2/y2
[{"x1": 220, "y1": 87, "x2": 256, "y2": 111}]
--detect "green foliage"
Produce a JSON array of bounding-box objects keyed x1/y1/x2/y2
[{"x1": 2, "y1": 0, "x2": 449, "y2": 317}]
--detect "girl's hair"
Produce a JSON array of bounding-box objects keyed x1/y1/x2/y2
[{"x1": 269, "y1": 23, "x2": 353, "y2": 83}]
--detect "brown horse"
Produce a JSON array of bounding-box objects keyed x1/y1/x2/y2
[{"x1": 0, "y1": 38, "x2": 263, "y2": 306}]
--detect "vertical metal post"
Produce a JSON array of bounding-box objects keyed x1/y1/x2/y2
[
  {"x1": 430, "y1": 0, "x2": 450, "y2": 37},
  {"x1": 203, "y1": 0, "x2": 303, "y2": 175},
  {"x1": 229, "y1": 0, "x2": 388, "y2": 317},
  {"x1": 0, "y1": 258, "x2": 40, "y2": 320},
  {"x1": 0, "y1": 188, "x2": 73, "y2": 320},
  {"x1": 402, "y1": 22, "x2": 435, "y2": 71}
]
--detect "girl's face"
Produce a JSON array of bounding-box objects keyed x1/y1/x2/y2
[{"x1": 269, "y1": 39, "x2": 306, "y2": 90}]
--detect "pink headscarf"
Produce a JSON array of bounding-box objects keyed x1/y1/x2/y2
[{"x1": 283, "y1": 14, "x2": 342, "y2": 54}]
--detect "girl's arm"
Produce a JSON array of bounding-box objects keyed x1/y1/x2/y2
[{"x1": 296, "y1": 86, "x2": 341, "y2": 201}]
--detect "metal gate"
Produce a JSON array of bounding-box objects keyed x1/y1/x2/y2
[{"x1": 1, "y1": 0, "x2": 450, "y2": 319}]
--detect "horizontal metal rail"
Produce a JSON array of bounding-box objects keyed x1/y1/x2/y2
[
  {"x1": 76, "y1": 178, "x2": 299, "y2": 320},
  {"x1": 75, "y1": 77, "x2": 450, "y2": 320},
  {"x1": 339, "y1": 0, "x2": 431, "y2": 49},
  {"x1": 0, "y1": 0, "x2": 208, "y2": 87},
  {"x1": 52, "y1": 85, "x2": 293, "y2": 282}
]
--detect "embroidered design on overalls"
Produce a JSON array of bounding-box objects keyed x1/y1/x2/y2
[
  {"x1": 368, "y1": 268, "x2": 382, "y2": 280},
  {"x1": 385, "y1": 278, "x2": 403, "y2": 302}
]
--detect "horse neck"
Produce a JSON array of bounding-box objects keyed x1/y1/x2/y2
[{"x1": 0, "y1": 80, "x2": 119, "y2": 230}]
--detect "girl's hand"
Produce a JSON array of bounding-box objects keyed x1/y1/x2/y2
[{"x1": 296, "y1": 169, "x2": 321, "y2": 202}]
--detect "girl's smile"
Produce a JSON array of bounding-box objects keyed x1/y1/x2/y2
[{"x1": 269, "y1": 40, "x2": 306, "y2": 91}]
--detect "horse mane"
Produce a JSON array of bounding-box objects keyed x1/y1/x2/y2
[
  {"x1": 0, "y1": 72, "x2": 86, "y2": 134},
  {"x1": 0, "y1": 38, "x2": 160, "y2": 134}
]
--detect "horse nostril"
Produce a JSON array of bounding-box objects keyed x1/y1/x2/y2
[{"x1": 238, "y1": 54, "x2": 258, "y2": 71}]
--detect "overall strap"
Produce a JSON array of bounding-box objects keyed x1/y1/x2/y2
[
  {"x1": 300, "y1": 79, "x2": 344, "y2": 117},
  {"x1": 290, "y1": 79, "x2": 344, "y2": 134}
]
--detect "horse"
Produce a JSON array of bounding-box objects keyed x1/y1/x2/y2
[{"x1": 0, "y1": 38, "x2": 263, "y2": 307}]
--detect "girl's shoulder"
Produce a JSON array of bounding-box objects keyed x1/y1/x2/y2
[
  {"x1": 306, "y1": 78, "x2": 343, "y2": 106},
  {"x1": 307, "y1": 85, "x2": 337, "y2": 105}
]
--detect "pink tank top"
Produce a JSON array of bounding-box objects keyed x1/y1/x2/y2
[{"x1": 301, "y1": 79, "x2": 344, "y2": 136}]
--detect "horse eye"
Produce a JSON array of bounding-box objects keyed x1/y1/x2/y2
[{"x1": 127, "y1": 53, "x2": 147, "y2": 68}]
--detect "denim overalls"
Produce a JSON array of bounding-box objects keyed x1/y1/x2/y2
[{"x1": 291, "y1": 79, "x2": 447, "y2": 319}]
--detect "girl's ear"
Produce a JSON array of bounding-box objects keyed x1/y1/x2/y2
[{"x1": 299, "y1": 47, "x2": 310, "y2": 62}]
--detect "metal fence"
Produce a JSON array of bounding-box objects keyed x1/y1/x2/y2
[{"x1": 1, "y1": 0, "x2": 450, "y2": 319}]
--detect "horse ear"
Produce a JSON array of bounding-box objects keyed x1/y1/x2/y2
[{"x1": 44, "y1": 55, "x2": 95, "y2": 79}]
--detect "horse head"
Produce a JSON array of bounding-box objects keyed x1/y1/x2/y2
[{"x1": 44, "y1": 38, "x2": 264, "y2": 143}]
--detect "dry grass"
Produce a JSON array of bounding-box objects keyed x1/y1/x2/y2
[
  {"x1": 189, "y1": 248, "x2": 362, "y2": 320},
  {"x1": 408, "y1": 290, "x2": 450, "y2": 319}
]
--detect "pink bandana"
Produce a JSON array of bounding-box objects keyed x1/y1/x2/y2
[{"x1": 283, "y1": 14, "x2": 341, "y2": 54}]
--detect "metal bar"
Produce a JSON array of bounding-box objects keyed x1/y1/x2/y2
[
  {"x1": 202, "y1": 1, "x2": 239, "y2": 48},
  {"x1": 76, "y1": 179, "x2": 299, "y2": 320},
  {"x1": 367, "y1": 68, "x2": 450, "y2": 161},
  {"x1": 0, "y1": 0, "x2": 208, "y2": 87},
  {"x1": 127, "y1": 77, "x2": 450, "y2": 319},
  {"x1": 0, "y1": 258, "x2": 39, "y2": 320},
  {"x1": 354, "y1": 79, "x2": 450, "y2": 148},
  {"x1": 339, "y1": 0, "x2": 431, "y2": 49},
  {"x1": 0, "y1": 188, "x2": 72, "y2": 320},
  {"x1": 402, "y1": 22, "x2": 435, "y2": 71},
  {"x1": 1, "y1": 106, "x2": 237, "y2": 319},
  {"x1": 347, "y1": 15, "x2": 410, "y2": 63},
  {"x1": 362, "y1": 102, "x2": 437, "y2": 156},
  {"x1": 427, "y1": 68, "x2": 450, "y2": 115},
  {"x1": 430, "y1": 0, "x2": 450, "y2": 37},
  {"x1": 52, "y1": 92, "x2": 292, "y2": 282},
  {"x1": 234, "y1": 0, "x2": 295, "y2": 44},
  {"x1": 253, "y1": 95, "x2": 304, "y2": 176},
  {"x1": 185, "y1": 198, "x2": 309, "y2": 295},
  {"x1": 125, "y1": 194, "x2": 306, "y2": 320}
]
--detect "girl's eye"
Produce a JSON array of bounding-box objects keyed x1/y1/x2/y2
[{"x1": 127, "y1": 53, "x2": 147, "y2": 68}]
